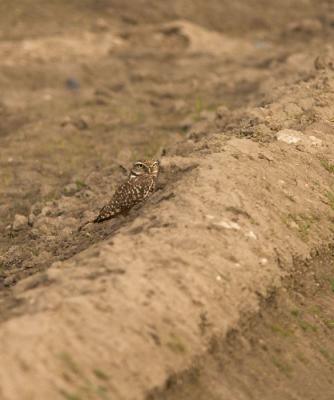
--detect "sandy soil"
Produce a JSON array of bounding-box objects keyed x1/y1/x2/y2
[{"x1": 0, "y1": 1, "x2": 334, "y2": 399}]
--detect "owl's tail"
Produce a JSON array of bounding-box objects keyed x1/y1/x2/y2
[
  {"x1": 93, "y1": 214, "x2": 106, "y2": 223},
  {"x1": 78, "y1": 213, "x2": 110, "y2": 232}
]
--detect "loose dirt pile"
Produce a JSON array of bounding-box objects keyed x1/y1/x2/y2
[{"x1": 0, "y1": 1, "x2": 334, "y2": 399}]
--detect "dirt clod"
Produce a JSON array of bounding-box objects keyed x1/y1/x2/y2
[{"x1": 12, "y1": 214, "x2": 28, "y2": 231}]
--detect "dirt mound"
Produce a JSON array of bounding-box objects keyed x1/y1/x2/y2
[{"x1": 1, "y1": 48, "x2": 334, "y2": 399}]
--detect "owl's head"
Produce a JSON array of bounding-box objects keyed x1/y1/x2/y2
[{"x1": 130, "y1": 160, "x2": 160, "y2": 179}]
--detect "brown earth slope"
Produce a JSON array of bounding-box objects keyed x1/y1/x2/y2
[{"x1": 0, "y1": 1, "x2": 334, "y2": 399}]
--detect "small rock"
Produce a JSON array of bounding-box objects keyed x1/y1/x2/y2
[
  {"x1": 276, "y1": 129, "x2": 303, "y2": 144},
  {"x1": 260, "y1": 258, "x2": 268, "y2": 266},
  {"x1": 12, "y1": 214, "x2": 28, "y2": 231},
  {"x1": 213, "y1": 220, "x2": 241, "y2": 230},
  {"x1": 3, "y1": 276, "x2": 16, "y2": 287},
  {"x1": 65, "y1": 78, "x2": 80, "y2": 91},
  {"x1": 28, "y1": 213, "x2": 36, "y2": 226},
  {"x1": 258, "y1": 339, "x2": 268, "y2": 350},
  {"x1": 314, "y1": 47, "x2": 334, "y2": 71},
  {"x1": 245, "y1": 231, "x2": 257, "y2": 240},
  {"x1": 289, "y1": 220, "x2": 299, "y2": 229}
]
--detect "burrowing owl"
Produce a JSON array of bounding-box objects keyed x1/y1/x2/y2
[{"x1": 79, "y1": 160, "x2": 160, "y2": 230}]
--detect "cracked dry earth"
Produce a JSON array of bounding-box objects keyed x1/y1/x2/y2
[{"x1": 1, "y1": 1, "x2": 334, "y2": 399}]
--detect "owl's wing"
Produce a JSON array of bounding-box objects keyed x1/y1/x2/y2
[
  {"x1": 94, "y1": 176, "x2": 154, "y2": 223},
  {"x1": 115, "y1": 175, "x2": 155, "y2": 205},
  {"x1": 93, "y1": 182, "x2": 128, "y2": 222}
]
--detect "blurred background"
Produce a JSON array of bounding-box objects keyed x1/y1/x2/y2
[{"x1": 0, "y1": 0, "x2": 332, "y2": 226}]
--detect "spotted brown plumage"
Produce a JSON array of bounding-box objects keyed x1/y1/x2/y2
[
  {"x1": 79, "y1": 160, "x2": 160, "y2": 230},
  {"x1": 94, "y1": 173, "x2": 156, "y2": 222}
]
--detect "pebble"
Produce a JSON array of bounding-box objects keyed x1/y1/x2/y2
[
  {"x1": 260, "y1": 258, "x2": 268, "y2": 266},
  {"x1": 3, "y1": 276, "x2": 16, "y2": 287},
  {"x1": 289, "y1": 221, "x2": 299, "y2": 229},
  {"x1": 276, "y1": 129, "x2": 303, "y2": 144},
  {"x1": 276, "y1": 129, "x2": 323, "y2": 150},
  {"x1": 213, "y1": 220, "x2": 241, "y2": 230},
  {"x1": 28, "y1": 213, "x2": 36, "y2": 226},
  {"x1": 65, "y1": 78, "x2": 80, "y2": 91},
  {"x1": 245, "y1": 231, "x2": 257, "y2": 240},
  {"x1": 12, "y1": 214, "x2": 28, "y2": 231}
]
